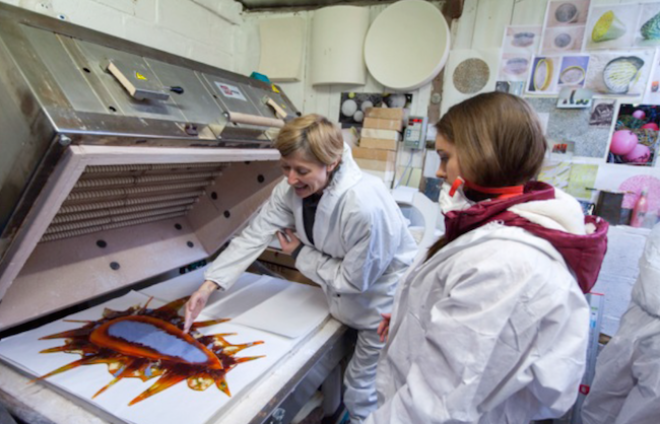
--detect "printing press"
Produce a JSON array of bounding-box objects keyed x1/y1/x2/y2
[{"x1": 0, "y1": 3, "x2": 350, "y2": 423}]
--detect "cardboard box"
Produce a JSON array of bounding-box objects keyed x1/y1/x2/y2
[
  {"x1": 365, "y1": 107, "x2": 404, "y2": 121},
  {"x1": 355, "y1": 157, "x2": 396, "y2": 172},
  {"x1": 360, "y1": 128, "x2": 401, "y2": 141},
  {"x1": 360, "y1": 137, "x2": 398, "y2": 151},
  {"x1": 352, "y1": 146, "x2": 397, "y2": 162},
  {"x1": 363, "y1": 117, "x2": 403, "y2": 132},
  {"x1": 361, "y1": 169, "x2": 395, "y2": 188}
]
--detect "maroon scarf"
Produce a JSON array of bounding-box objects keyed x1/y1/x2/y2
[{"x1": 444, "y1": 182, "x2": 609, "y2": 293}]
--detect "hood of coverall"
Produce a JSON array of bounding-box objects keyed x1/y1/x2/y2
[
  {"x1": 631, "y1": 224, "x2": 660, "y2": 317},
  {"x1": 444, "y1": 181, "x2": 609, "y2": 293}
]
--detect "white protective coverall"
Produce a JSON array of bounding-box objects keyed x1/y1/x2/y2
[
  {"x1": 204, "y1": 144, "x2": 418, "y2": 422},
  {"x1": 582, "y1": 223, "x2": 660, "y2": 424},
  {"x1": 364, "y1": 190, "x2": 591, "y2": 424}
]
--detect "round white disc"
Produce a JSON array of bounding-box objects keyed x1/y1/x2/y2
[{"x1": 365, "y1": 0, "x2": 451, "y2": 91}]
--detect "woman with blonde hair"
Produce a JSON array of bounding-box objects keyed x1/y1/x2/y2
[
  {"x1": 184, "y1": 114, "x2": 417, "y2": 423},
  {"x1": 366, "y1": 92, "x2": 609, "y2": 423}
]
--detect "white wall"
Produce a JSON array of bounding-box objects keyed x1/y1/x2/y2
[
  {"x1": 235, "y1": 3, "x2": 442, "y2": 119},
  {"x1": 0, "y1": 0, "x2": 243, "y2": 71}
]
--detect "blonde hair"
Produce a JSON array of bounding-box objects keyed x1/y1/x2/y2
[
  {"x1": 436, "y1": 92, "x2": 546, "y2": 188},
  {"x1": 274, "y1": 114, "x2": 344, "y2": 165}
]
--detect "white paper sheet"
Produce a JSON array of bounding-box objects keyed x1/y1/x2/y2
[{"x1": 232, "y1": 279, "x2": 329, "y2": 339}]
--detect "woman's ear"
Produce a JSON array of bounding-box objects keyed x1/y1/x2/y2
[{"x1": 327, "y1": 158, "x2": 341, "y2": 174}]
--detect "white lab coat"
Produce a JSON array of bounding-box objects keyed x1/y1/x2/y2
[
  {"x1": 204, "y1": 144, "x2": 418, "y2": 421},
  {"x1": 365, "y1": 192, "x2": 591, "y2": 424},
  {"x1": 582, "y1": 223, "x2": 660, "y2": 424}
]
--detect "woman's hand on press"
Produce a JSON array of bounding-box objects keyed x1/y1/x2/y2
[
  {"x1": 183, "y1": 280, "x2": 218, "y2": 333},
  {"x1": 377, "y1": 313, "x2": 392, "y2": 343},
  {"x1": 276, "y1": 228, "x2": 301, "y2": 255}
]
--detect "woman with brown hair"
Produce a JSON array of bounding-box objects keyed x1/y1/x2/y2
[
  {"x1": 184, "y1": 114, "x2": 418, "y2": 423},
  {"x1": 366, "y1": 92, "x2": 609, "y2": 424}
]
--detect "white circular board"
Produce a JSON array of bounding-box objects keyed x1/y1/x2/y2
[{"x1": 365, "y1": 0, "x2": 450, "y2": 91}]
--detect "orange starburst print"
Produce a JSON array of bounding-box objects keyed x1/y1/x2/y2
[{"x1": 35, "y1": 297, "x2": 264, "y2": 405}]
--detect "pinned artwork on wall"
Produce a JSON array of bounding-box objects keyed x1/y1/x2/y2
[
  {"x1": 542, "y1": 26, "x2": 587, "y2": 55},
  {"x1": 526, "y1": 97, "x2": 612, "y2": 158},
  {"x1": 557, "y1": 88, "x2": 593, "y2": 109},
  {"x1": 527, "y1": 56, "x2": 561, "y2": 94},
  {"x1": 589, "y1": 99, "x2": 617, "y2": 129},
  {"x1": 594, "y1": 164, "x2": 660, "y2": 227},
  {"x1": 498, "y1": 26, "x2": 541, "y2": 85},
  {"x1": 607, "y1": 104, "x2": 660, "y2": 166},
  {"x1": 566, "y1": 163, "x2": 599, "y2": 199},
  {"x1": 498, "y1": 53, "x2": 533, "y2": 82},
  {"x1": 442, "y1": 49, "x2": 499, "y2": 115},
  {"x1": 495, "y1": 81, "x2": 525, "y2": 96},
  {"x1": 338, "y1": 92, "x2": 412, "y2": 129},
  {"x1": 557, "y1": 55, "x2": 590, "y2": 88},
  {"x1": 584, "y1": 50, "x2": 654, "y2": 96},
  {"x1": 539, "y1": 160, "x2": 572, "y2": 191},
  {"x1": 584, "y1": 4, "x2": 641, "y2": 50},
  {"x1": 643, "y1": 51, "x2": 660, "y2": 104},
  {"x1": 540, "y1": 0, "x2": 590, "y2": 54},
  {"x1": 635, "y1": 2, "x2": 660, "y2": 47},
  {"x1": 502, "y1": 25, "x2": 542, "y2": 54}
]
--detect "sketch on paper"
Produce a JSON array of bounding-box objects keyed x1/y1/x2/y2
[
  {"x1": 585, "y1": 51, "x2": 654, "y2": 96},
  {"x1": 35, "y1": 296, "x2": 264, "y2": 406},
  {"x1": 497, "y1": 26, "x2": 541, "y2": 88},
  {"x1": 540, "y1": 0, "x2": 590, "y2": 54},
  {"x1": 635, "y1": 2, "x2": 660, "y2": 47},
  {"x1": 584, "y1": 4, "x2": 641, "y2": 50},
  {"x1": 502, "y1": 25, "x2": 542, "y2": 53},
  {"x1": 557, "y1": 55, "x2": 590, "y2": 88},
  {"x1": 527, "y1": 56, "x2": 561, "y2": 94}
]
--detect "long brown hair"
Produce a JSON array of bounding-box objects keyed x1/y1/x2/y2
[{"x1": 426, "y1": 92, "x2": 547, "y2": 260}]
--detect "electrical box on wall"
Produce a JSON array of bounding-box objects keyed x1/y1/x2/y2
[{"x1": 403, "y1": 116, "x2": 428, "y2": 149}]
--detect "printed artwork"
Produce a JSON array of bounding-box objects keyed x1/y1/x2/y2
[
  {"x1": 527, "y1": 56, "x2": 561, "y2": 94},
  {"x1": 557, "y1": 55, "x2": 590, "y2": 88},
  {"x1": 443, "y1": 49, "x2": 499, "y2": 115},
  {"x1": 339, "y1": 92, "x2": 412, "y2": 129},
  {"x1": 607, "y1": 104, "x2": 660, "y2": 166},
  {"x1": 634, "y1": 2, "x2": 660, "y2": 47},
  {"x1": 541, "y1": 0, "x2": 590, "y2": 54},
  {"x1": 584, "y1": 50, "x2": 654, "y2": 96},
  {"x1": 35, "y1": 296, "x2": 263, "y2": 405},
  {"x1": 566, "y1": 163, "x2": 599, "y2": 199},
  {"x1": 584, "y1": 4, "x2": 641, "y2": 50},
  {"x1": 539, "y1": 160, "x2": 572, "y2": 190},
  {"x1": 498, "y1": 26, "x2": 541, "y2": 84},
  {"x1": 589, "y1": 99, "x2": 617, "y2": 128}
]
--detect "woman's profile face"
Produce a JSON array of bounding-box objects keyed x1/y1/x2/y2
[
  {"x1": 280, "y1": 150, "x2": 338, "y2": 198},
  {"x1": 435, "y1": 134, "x2": 461, "y2": 185}
]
